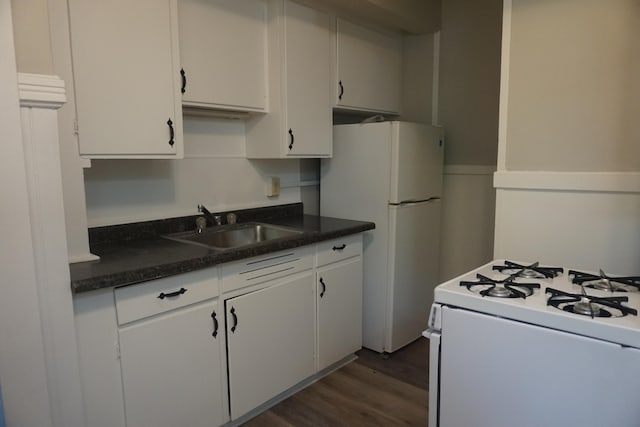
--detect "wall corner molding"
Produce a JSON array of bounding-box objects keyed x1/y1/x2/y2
[
  {"x1": 494, "y1": 170, "x2": 640, "y2": 193},
  {"x1": 18, "y1": 73, "x2": 66, "y2": 109}
]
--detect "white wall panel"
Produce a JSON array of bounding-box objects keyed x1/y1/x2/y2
[
  {"x1": 494, "y1": 186, "x2": 640, "y2": 275},
  {"x1": 439, "y1": 166, "x2": 496, "y2": 282}
]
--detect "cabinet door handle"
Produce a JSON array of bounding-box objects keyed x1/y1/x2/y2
[
  {"x1": 211, "y1": 311, "x2": 218, "y2": 338},
  {"x1": 338, "y1": 80, "x2": 344, "y2": 100},
  {"x1": 230, "y1": 307, "x2": 238, "y2": 333},
  {"x1": 167, "y1": 118, "x2": 175, "y2": 146},
  {"x1": 157, "y1": 287, "x2": 187, "y2": 299},
  {"x1": 332, "y1": 244, "x2": 346, "y2": 251},
  {"x1": 288, "y1": 128, "x2": 294, "y2": 150},
  {"x1": 319, "y1": 277, "x2": 326, "y2": 298},
  {"x1": 180, "y1": 68, "x2": 186, "y2": 94}
]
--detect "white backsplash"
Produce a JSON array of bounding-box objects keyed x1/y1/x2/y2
[
  {"x1": 84, "y1": 117, "x2": 301, "y2": 227},
  {"x1": 494, "y1": 172, "x2": 640, "y2": 275}
]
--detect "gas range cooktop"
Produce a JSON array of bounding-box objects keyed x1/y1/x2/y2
[{"x1": 434, "y1": 259, "x2": 640, "y2": 348}]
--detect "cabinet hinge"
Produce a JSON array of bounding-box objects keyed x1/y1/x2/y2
[{"x1": 73, "y1": 119, "x2": 79, "y2": 136}]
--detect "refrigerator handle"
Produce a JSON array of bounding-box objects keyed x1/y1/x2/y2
[{"x1": 390, "y1": 197, "x2": 441, "y2": 207}]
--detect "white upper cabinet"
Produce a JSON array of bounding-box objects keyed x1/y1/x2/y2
[
  {"x1": 335, "y1": 18, "x2": 403, "y2": 115},
  {"x1": 246, "y1": 0, "x2": 333, "y2": 158},
  {"x1": 178, "y1": 0, "x2": 267, "y2": 113},
  {"x1": 67, "y1": 0, "x2": 183, "y2": 158}
]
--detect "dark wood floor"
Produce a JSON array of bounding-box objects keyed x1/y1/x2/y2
[{"x1": 243, "y1": 337, "x2": 430, "y2": 426}]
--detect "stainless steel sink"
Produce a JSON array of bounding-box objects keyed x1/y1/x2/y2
[{"x1": 163, "y1": 222, "x2": 303, "y2": 250}]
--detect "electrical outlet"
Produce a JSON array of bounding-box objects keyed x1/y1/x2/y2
[{"x1": 265, "y1": 176, "x2": 280, "y2": 197}]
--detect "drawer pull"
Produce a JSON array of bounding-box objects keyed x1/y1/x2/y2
[
  {"x1": 332, "y1": 244, "x2": 346, "y2": 251},
  {"x1": 211, "y1": 311, "x2": 219, "y2": 338},
  {"x1": 157, "y1": 287, "x2": 187, "y2": 300},
  {"x1": 319, "y1": 277, "x2": 326, "y2": 298},
  {"x1": 230, "y1": 307, "x2": 238, "y2": 333}
]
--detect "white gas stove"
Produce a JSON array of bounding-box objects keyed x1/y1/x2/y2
[
  {"x1": 426, "y1": 259, "x2": 640, "y2": 427},
  {"x1": 431, "y1": 259, "x2": 640, "y2": 348}
]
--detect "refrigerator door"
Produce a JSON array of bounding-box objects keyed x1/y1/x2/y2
[
  {"x1": 386, "y1": 199, "x2": 441, "y2": 352},
  {"x1": 389, "y1": 122, "x2": 444, "y2": 204}
]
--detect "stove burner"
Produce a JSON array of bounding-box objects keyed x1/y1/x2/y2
[
  {"x1": 487, "y1": 286, "x2": 513, "y2": 298},
  {"x1": 461, "y1": 274, "x2": 540, "y2": 299},
  {"x1": 493, "y1": 261, "x2": 563, "y2": 279},
  {"x1": 569, "y1": 269, "x2": 640, "y2": 293},
  {"x1": 546, "y1": 287, "x2": 638, "y2": 318},
  {"x1": 572, "y1": 301, "x2": 605, "y2": 317}
]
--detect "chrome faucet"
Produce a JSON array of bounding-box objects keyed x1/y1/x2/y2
[{"x1": 198, "y1": 204, "x2": 222, "y2": 226}]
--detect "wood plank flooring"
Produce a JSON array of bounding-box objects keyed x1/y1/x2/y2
[{"x1": 243, "y1": 338, "x2": 430, "y2": 426}]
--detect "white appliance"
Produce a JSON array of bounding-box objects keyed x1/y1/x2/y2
[
  {"x1": 426, "y1": 260, "x2": 640, "y2": 427},
  {"x1": 321, "y1": 121, "x2": 444, "y2": 353}
]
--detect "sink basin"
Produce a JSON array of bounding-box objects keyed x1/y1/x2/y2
[{"x1": 163, "y1": 222, "x2": 303, "y2": 250}]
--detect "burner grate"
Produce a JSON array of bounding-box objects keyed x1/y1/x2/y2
[
  {"x1": 569, "y1": 269, "x2": 640, "y2": 293},
  {"x1": 546, "y1": 287, "x2": 638, "y2": 318},
  {"x1": 493, "y1": 261, "x2": 563, "y2": 279},
  {"x1": 461, "y1": 273, "x2": 540, "y2": 299}
]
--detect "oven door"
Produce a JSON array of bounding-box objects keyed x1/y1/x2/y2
[{"x1": 438, "y1": 305, "x2": 640, "y2": 427}]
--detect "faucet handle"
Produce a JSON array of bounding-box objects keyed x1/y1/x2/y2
[
  {"x1": 226, "y1": 212, "x2": 237, "y2": 224},
  {"x1": 195, "y1": 216, "x2": 207, "y2": 233}
]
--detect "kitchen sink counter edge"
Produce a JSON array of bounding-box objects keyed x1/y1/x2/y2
[{"x1": 70, "y1": 206, "x2": 374, "y2": 294}]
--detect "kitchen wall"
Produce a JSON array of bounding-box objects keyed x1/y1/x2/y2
[
  {"x1": 436, "y1": 0, "x2": 503, "y2": 280},
  {"x1": 494, "y1": 0, "x2": 640, "y2": 274},
  {"x1": 84, "y1": 117, "x2": 302, "y2": 227},
  {"x1": 9, "y1": 0, "x2": 505, "y2": 278},
  {"x1": 10, "y1": 0, "x2": 53, "y2": 74},
  {"x1": 505, "y1": 0, "x2": 639, "y2": 172}
]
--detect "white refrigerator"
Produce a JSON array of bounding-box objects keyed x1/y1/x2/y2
[{"x1": 321, "y1": 121, "x2": 444, "y2": 353}]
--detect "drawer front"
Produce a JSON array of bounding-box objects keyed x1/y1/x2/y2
[
  {"x1": 222, "y1": 246, "x2": 313, "y2": 293},
  {"x1": 316, "y1": 234, "x2": 362, "y2": 267},
  {"x1": 115, "y1": 266, "x2": 219, "y2": 325}
]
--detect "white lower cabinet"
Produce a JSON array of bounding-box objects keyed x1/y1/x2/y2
[
  {"x1": 74, "y1": 235, "x2": 364, "y2": 427},
  {"x1": 225, "y1": 272, "x2": 316, "y2": 420},
  {"x1": 119, "y1": 300, "x2": 227, "y2": 427},
  {"x1": 317, "y1": 259, "x2": 363, "y2": 371},
  {"x1": 113, "y1": 267, "x2": 227, "y2": 427},
  {"x1": 316, "y1": 235, "x2": 363, "y2": 371}
]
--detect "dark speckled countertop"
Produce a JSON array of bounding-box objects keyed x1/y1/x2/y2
[{"x1": 70, "y1": 203, "x2": 375, "y2": 294}]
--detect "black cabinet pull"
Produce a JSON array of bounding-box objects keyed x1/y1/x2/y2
[
  {"x1": 319, "y1": 277, "x2": 326, "y2": 298},
  {"x1": 338, "y1": 80, "x2": 344, "y2": 100},
  {"x1": 288, "y1": 128, "x2": 294, "y2": 150},
  {"x1": 157, "y1": 287, "x2": 187, "y2": 299},
  {"x1": 230, "y1": 307, "x2": 238, "y2": 333},
  {"x1": 211, "y1": 311, "x2": 218, "y2": 338},
  {"x1": 167, "y1": 118, "x2": 175, "y2": 146},
  {"x1": 180, "y1": 68, "x2": 186, "y2": 94},
  {"x1": 332, "y1": 244, "x2": 346, "y2": 251}
]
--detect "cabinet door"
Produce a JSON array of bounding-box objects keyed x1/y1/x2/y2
[
  {"x1": 226, "y1": 272, "x2": 315, "y2": 419},
  {"x1": 119, "y1": 299, "x2": 227, "y2": 427},
  {"x1": 336, "y1": 19, "x2": 402, "y2": 114},
  {"x1": 283, "y1": 0, "x2": 332, "y2": 157},
  {"x1": 317, "y1": 258, "x2": 363, "y2": 371},
  {"x1": 179, "y1": 0, "x2": 267, "y2": 112},
  {"x1": 68, "y1": 0, "x2": 182, "y2": 157},
  {"x1": 246, "y1": 0, "x2": 332, "y2": 158}
]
